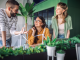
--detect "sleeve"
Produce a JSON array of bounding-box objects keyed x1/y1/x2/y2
[
  {"x1": 44, "y1": 28, "x2": 51, "y2": 40},
  {"x1": 0, "y1": 14, "x2": 6, "y2": 31},
  {"x1": 28, "y1": 29, "x2": 35, "y2": 45},
  {"x1": 52, "y1": 16, "x2": 55, "y2": 29},
  {"x1": 67, "y1": 16, "x2": 73, "y2": 30},
  {"x1": 10, "y1": 17, "x2": 18, "y2": 35}
]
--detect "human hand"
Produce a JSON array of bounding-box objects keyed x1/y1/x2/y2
[
  {"x1": 32, "y1": 27, "x2": 36, "y2": 36},
  {"x1": 20, "y1": 27, "x2": 28, "y2": 34}
]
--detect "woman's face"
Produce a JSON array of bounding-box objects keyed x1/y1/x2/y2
[
  {"x1": 35, "y1": 17, "x2": 43, "y2": 27},
  {"x1": 56, "y1": 5, "x2": 65, "y2": 15}
]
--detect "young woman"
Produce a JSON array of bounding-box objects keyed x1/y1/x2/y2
[
  {"x1": 28, "y1": 16, "x2": 51, "y2": 45},
  {"x1": 52, "y1": 2, "x2": 73, "y2": 39}
]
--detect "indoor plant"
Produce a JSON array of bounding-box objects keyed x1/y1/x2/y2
[
  {"x1": 56, "y1": 40, "x2": 65, "y2": 60},
  {"x1": 17, "y1": 2, "x2": 35, "y2": 39},
  {"x1": 43, "y1": 36, "x2": 57, "y2": 57},
  {"x1": 56, "y1": 50, "x2": 65, "y2": 60}
]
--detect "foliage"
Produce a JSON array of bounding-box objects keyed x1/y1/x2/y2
[
  {"x1": 43, "y1": 36, "x2": 57, "y2": 47},
  {"x1": 0, "y1": 44, "x2": 46, "y2": 59},
  {"x1": 0, "y1": 35, "x2": 80, "y2": 58},
  {"x1": 17, "y1": 2, "x2": 35, "y2": 23},
  {"x1": 57, "y1": 50, "x2": 65, "y2": 54}
]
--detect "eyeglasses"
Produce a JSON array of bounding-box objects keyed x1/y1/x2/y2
[{"x1": 35, "y1": 20, "x2": 42, "y2": 23}]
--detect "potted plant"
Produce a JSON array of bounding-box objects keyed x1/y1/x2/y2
[
  {"x1": 56, "y1": 40, "x2": 65, "y2": 60},
  {"x1": 43, "y1": 36, "x2": 57, "y2": 57},
  {"x1": 17, "y1": 2, "x2": 35, "y2": 39},
  {"x1": 56, "y1": 50, "x2": 65, "y2": 60}
]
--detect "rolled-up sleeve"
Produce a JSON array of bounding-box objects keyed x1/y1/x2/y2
[
  {"x1": 28, "y1": 29, "x2": 35, "y2": 45},
  {"x1": 52, "y1": 16, "x2": 55, "y2": 29},
  {"x1": 67, "y1": 16, "x2": 73, "y2": 30}
]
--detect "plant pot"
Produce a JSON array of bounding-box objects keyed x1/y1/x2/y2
[
  {"x1": 56, "y1": 53, "x2": 65, "y2": 60},
  {"x1": 46, "y1": 46, "x2": 56, "y2": 56}
]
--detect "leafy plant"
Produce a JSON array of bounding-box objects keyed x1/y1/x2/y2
[
  {"x1": 17, "y1": 2, "x2": 35, "y2": 23},
  {"x1": 17, "y1": 2, "x2": 35, "y2": 38},
  {"x1": 43, "y1": 36, "x2": 57, "y2": 47},
  {"x1": 0, "y1": 44, "x2": 46, "y2": 59},
  {"x1": 0, "y1": 35, "x2": 80, "y2": 59},
  {"x1": 57, "y1": 50, "x2": 65, "y2": 54}
]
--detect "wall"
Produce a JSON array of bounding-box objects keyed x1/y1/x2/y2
[{"x1": 67, "y1": 0, "x2": 80, "y2": 37}]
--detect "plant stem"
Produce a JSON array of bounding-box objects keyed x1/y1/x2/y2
[{"x1": 25, "y1": 17, "x2": 27, "y2": 23}]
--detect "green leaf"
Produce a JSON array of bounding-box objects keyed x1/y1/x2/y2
[
  {"x1": 57, "y1": 50, "x2": 65, "y2": 54},
  {"x1": 29, "y1": 15, "x2": 36, "y2": 17},
  {"x1": 25, "y1": 3, "x2": 29, "y2": 12},
  {"x1": 52, "y1": 38, "x2": 57, "y2": 43},
  {"x1": 47, "y1": 36, "x2": 50, "y2": 43},
  {"x1": 19, "y1": 3, "x2": 27, "y2": 16},
  {"x1": 28, "y1": 9, "x2": 35, "y2": 16},
  {"x1": 28, "y1": 2, "x2": 34, "y2": 13}
]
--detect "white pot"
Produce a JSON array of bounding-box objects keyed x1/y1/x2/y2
[
  {"x1": 46, "y1": 46, "x2": 56, "y2": 56},
  {"x1": 56, "y1": 53, "x2": 65, "y2": 60}
]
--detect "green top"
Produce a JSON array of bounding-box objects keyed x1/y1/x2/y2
[{"x1": 52, "y1": 15, "x2": 73, "y2": 39}]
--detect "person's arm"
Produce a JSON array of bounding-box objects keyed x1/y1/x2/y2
[
  {"x1": 66, "y1": 30, "x2": 70, "y2": 38},
  {"x1": 10, "y1": 17, "x2": 28, "y2": 35},
  {"x1": 52, "y1": 16, "x2": 56, "y2": 39},
  {"x1": 53, "y1": 29, "x2": 56, "y2": 39},
  {"x1": 0, "y1": 16, "x2": 6, "y2": 47},
  {"x1": 66, "y1": 16, "x2": 73, "y2": 38},
  {"x1": 28, "y1": 27, "x2": 36, "y2": 45},
  {"x1": 2, "y1": 31, "x2": 6, "y2": 46},
  {"x1": 45, "y1": 28, "x2": 51, "y2": 40}
]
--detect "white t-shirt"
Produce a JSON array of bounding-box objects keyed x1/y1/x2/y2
[{"x1": 58, "y1": 23, "x2": 64, "y2": 35}]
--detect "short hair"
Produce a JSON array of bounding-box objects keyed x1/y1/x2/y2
[{"x1": 6, "y1": 0, "x2": 19, "y2": 8}]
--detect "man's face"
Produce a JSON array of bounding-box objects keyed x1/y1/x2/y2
[{"x1": 10, "y1": 5, "x2": 19, "y2": 17}]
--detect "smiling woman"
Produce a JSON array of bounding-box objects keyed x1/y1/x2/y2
[
  {"x1": 27, "y1": 16, "x2": 51, "y2": 46},
  {"x1": 52, "y1": 2, "x2": 73, "y2": 39}
]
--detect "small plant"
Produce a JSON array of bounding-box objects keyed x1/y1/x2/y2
[
  {"x1": 57, "y1": 50, "x2": 65, "y2": 54},
  {"x1": 43, "y1": 36, "x2": 57, "y2": 47}
]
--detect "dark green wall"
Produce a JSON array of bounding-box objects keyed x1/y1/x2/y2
[
  {"x1": 67, "y1": 0, "x2": 80, "y2": 37},
  {"x1": 33, "y1": 0, "x2": 80, "y2": 37}
]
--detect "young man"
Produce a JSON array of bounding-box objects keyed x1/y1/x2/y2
[{"x1": 0, "y1": 0, "x2": 28, "y2": 48}]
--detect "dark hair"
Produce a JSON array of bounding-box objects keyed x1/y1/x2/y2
[
  {"x1": 6, "y1": 0, "x2": 19, "y2": 8},
  {"x1": 33, "y1": 16, "x2": 46, "y2": 43}
]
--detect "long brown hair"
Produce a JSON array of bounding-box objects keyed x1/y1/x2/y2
[
  {"x1": 33, "y1": 16, "x2": 46, "y2": 43},
  {"x1": 55, "y1": 2, "x2": 68, "y2": 24}
]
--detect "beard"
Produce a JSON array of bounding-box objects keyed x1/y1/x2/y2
[{"x1": 10, "y1": 10, "x2": 17, "y2": 17}]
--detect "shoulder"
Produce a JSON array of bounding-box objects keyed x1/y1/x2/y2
[
  {"x1": 52, "y1": 16, "x2": 56, "y2": 22},
  {"x1": 29, "y1": 29, "x2": 32, "y2": 32},
  {"x1": 45, "y1": 27, "x2": 49, "y2": 31},
  {"x1": 52, "y1": 16, "x2": 56, "y2": 19},
  {"x1": 0, "y1": 8, "x2": 5, "y2": 17},
  {"x1": 66, "y1": 15, "x2": 71, "y2": 20}
]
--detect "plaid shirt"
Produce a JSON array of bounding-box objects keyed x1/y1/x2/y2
[{"x1": 0, "y1": 8, "x2": 18, "y2": 40}]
